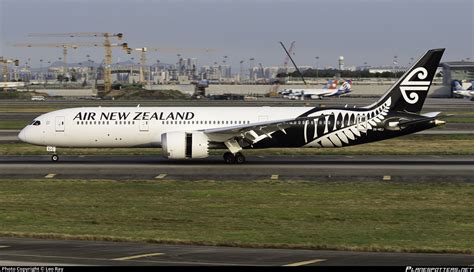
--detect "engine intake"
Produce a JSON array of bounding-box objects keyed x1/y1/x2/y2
[{"x1": 161, "y1": 131, "x2": 209, "y2": 159}]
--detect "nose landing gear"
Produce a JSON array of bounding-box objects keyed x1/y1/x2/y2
[
  {"x1": 47, "y1": 146, "x2": 59, "y2": 162},
  {"x1": 51, "y1": 154, "x2": 59, "y2": 162},
  {"x1": 223, "y1": 152, "x2": 246, "y2": 164}
]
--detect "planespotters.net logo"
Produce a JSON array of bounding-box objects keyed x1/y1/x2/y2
[{"x1": 406, "y1": 267, "x2": 474, "y2": 272}]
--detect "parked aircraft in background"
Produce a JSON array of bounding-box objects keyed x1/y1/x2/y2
[
  {"x1": 19, "y1": 48, "x2": 445, "y2": 164},
  {"x1": 452, "y1": 80, "x2": 474, "y2": 100},
  {"x1": 280, "y1": 79, "x2": 352, "y2": 100}
]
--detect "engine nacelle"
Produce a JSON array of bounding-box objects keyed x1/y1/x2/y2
[{"x1": 161, "y1": 131, "x2": 209, "y2": 159}]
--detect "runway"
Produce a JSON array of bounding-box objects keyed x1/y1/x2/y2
[
  {"x1": 0, "y1": 155, "x2": 473, "y2": 182},
  {"x1": 0, "y1": 237, "x2": 472, "y2": 266}
]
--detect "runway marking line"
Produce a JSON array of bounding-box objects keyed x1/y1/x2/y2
[
  {"x1": 113, "y1": 252, "x2": 164, "y2": 261},
  {"x1": 382, "y1": 175, "x2": 391, "y2": 181},
  {"x1": 283, "y1": 259, "x2": 326, "y2": 266},
  {"x1": 271, "y1": 174, "x2": 279, "y2": 180},
  {"x1": 155, "y1": 174, "x2": 167, "y2": 179},
  {"x1": 0, "y1": 246, "x2": 10, "y2": 248},
  {"x1": 44, "y1": 173, "x2": 56, "y2": 179}
]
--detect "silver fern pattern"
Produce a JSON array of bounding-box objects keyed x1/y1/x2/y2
[{"x1": 304, "y1": 97, "x2": 392, "y2": 147}]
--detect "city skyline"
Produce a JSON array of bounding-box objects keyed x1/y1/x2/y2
[{"x1": 1, "y1": 0, "x2": 473, "y2": 70}]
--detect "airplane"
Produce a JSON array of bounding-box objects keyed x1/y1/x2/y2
[
  {"x1": 452, "y1": 80, "x2": 474, "y2": 100},
  {"x1": 282, "y1": 79, "x2": 352, "y2": 100},
  {"x1": 18, "y1": 48, "x2": 446, "y2": 164}
]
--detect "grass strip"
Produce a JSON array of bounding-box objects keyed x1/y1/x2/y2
[{"x1": 0, "y1": 179, "x2": 472, "y2": 254}]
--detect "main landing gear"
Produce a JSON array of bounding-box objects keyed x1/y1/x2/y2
[{"x1": 223, "y1": 152, "x2": 246, "y2": 164}]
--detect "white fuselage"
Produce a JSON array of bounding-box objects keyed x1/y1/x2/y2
[
  {"x1": 19, "y1": 107, "x2": 310, "y2": 148},
  {"x1": 453, "y1": 89, "x2": 474, "y2": 98}
]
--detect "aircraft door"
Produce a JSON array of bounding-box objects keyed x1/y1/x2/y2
[
  {"x1": 55, "y1": 116, "x2": 65, "y2": 132},
  {"x1": 139, "y1": 120, "x2": 149, "y2": 132},
  {"x1": 258, "y1": 116, "x2": 268, "y2": 122}
]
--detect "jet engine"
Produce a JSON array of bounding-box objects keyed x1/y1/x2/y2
[{"x1": 161, "y1": 131, "x2": 209, "y2": 159}]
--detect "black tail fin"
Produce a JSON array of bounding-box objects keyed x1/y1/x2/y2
[{"x1": 368, "y1": 48, "x2": 445, "y2": 113}]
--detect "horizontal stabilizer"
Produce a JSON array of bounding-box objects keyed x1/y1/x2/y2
[{"x1": 421, "y1": 112, "x2": 441, "y2": 118}]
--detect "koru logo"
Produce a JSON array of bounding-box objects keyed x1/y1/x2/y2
[{"x1": 399, "y1": 67, "x2": 430, "y2": 104}]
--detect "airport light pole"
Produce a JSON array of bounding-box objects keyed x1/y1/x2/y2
[
  {"x1": 315, "y1": 56, "x2": 319, "y2": 79},
  {"x1": 249, "y1": 57, "x2": 255, "y2": 83},
  {"x1": 46, "y1": 61, "x2": 51, "y2": 83},
  {"x1": 239, "y1": 60, "x2": 244, "y2": 83},
  {"x1": 393, "y1": 55, "x2": 398, "y2": 78},
  {"x1": 39, "y1": 59, "x2": 43, "y2": 82}
]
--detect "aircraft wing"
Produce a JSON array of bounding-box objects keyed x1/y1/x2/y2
[{"x1": 201, "y1": 116, "x2": 318, "y2": 145}]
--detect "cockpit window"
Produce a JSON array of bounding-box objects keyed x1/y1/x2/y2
[{"x1": 31, "y1": 120, "x2": 41, "y2": 126}]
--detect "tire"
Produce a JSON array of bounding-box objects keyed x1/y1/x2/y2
[
  {"x1": 234, "y1": 153, "x2": 246, "y2": 164},
  {"x1": 223, "y1": 152, "x2": 236, "y2": 164},
  {"x1": 51, "y1": 154, "x2": 59, "y2": 162}
]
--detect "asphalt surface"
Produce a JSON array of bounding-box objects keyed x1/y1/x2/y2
[
  {"x1": 0, "y1": 237, "x2": 472, "y2": 266},
  {"x1": 0, "y1": 155, "x2": 473, "y2": 182}
]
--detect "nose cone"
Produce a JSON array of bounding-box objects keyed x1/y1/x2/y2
[{"x1": 18, "y1": 128, "x2": 28, "y2": 143}]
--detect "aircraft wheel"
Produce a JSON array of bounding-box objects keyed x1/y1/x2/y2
[
  {"x1": 223, "y1": 152, "x2": 236, "y2": 164},
  {"x1": 234, "y1": 152, "x2": 246, "y2": 164},
  {"x1": 51, "y1": 154, "x2": 59, "y2": 162}
]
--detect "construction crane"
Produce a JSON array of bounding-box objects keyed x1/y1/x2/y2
[
  {"x1": 126, "y1": 47, "x2": 216, "y2": 84},
  {"x1": 12, "y1": 42, "x2": 93, "y2": 74},
  {"x1": 13, "y1": 42, "x2": 128, "y2": 75},
  {"x1": 28, "y1": 32, "x2": 127, "y2": 95},
  {"x1": 282, "y1": 41, "x2": 296, "y2": 74},
  {"x1": 0, "y1": 57, "x2": 20, "y2": 91}
]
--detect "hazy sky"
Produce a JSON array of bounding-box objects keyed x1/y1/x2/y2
[{"x1": 1, "y1": 0, "x2": 473, "y2": 69}]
